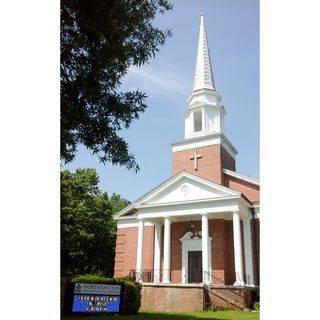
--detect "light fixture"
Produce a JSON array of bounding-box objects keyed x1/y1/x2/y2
[{"x1": 189, "y1": 217, "x2": 195, "y2": 229}]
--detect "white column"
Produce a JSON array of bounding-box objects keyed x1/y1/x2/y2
[
  {"x1": 232, "y1": 211, "x2": 245, "y2": 286},
  {"x1": 201, "y1": 213, "x2": 210, "y2": 284},
  {"x1": 135, "y1": 219, "x2": 144, "y2": 282},
  {"x1": 243, "y1": 217, "x2": 254, "y2": 286},
  {"x1": 162, "y1": 217, "x2": 171, "y2": 283},
  {"x1": 153, "y1": 223, "x2": 161, "y2": 283}
]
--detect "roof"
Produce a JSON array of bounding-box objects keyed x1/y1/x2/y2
[{"x1": 223, "y1": 169, "x2": 260, "y2": 187}]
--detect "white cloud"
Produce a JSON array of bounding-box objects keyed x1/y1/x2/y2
[{"x1": 121, "y1": 64, "x2": 191, "y2": 103}]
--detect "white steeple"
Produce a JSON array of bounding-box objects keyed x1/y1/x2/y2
[
  {"x1": 184, "y1": 13, "x2": 225, "y2": 140},
  {"x1": 193, "y1": 13, "x2": 215, "y2": 92}
]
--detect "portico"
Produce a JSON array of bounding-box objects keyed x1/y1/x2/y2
[
  {"x1": 135, "y1": 215, "x2": 253, "y2": 286},
  {"x1": 130, "y1": 171, "x2": 255, "y2": 287}
]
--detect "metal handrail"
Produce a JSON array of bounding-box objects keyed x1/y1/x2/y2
[{"x1": 129, "y1": 269, "x2": 252, "y2": 286}]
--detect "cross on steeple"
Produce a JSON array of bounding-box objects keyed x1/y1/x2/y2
[{"x1": 189, "y1": 150, "x2": 202, "y2": 170}]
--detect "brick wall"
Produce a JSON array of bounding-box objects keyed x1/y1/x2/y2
[
  {"x1": 221, "y1": 145, "x2": 236, "y2": 172},
  {"x1": 114, "y1": 226, "x2": 154, "y2": 277},
  {"x1": 141, "y1": 284, "x2": 204, "y2": 312},
  {"x1": 170, "y1": 219, "x2": 237, "y2": 285},
  {"x1": 224, "y1": 174, "x2": 260, "y2": 203},
  {"x1": 172, "y1": 144, "x2": 234, "y2": 185}
]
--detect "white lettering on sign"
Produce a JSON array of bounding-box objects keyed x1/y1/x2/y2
[{"x1": 74, "y1": 283, "x2": 121, "y2": 295}]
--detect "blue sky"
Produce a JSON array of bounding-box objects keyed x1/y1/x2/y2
[{"x1": 64, "y1": 0, "x2": 259, "y2": 202}]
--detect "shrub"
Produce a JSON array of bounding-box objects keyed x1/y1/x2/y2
[
  {"x1": 70, "y1": 274, "x2": 141, "y2": 314},
  {"x1": 254, "y1": 301, "x2": 260, "y2": 311}
]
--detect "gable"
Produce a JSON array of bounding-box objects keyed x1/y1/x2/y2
[
  {"x1": 115, "y1": 171, "x2": 240, "y2": 218},
  {"x1": 140, "y1": 173, "x2": 239, "y2": 206}
]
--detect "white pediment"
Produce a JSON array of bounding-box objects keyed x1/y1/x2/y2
[{"x1": 140, "y1": 172, "x2": 239, "y2": 206}]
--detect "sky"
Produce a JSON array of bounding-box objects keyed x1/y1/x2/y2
[{"x1": 64, "y1": 0, "x2": 259, "y2": 202}]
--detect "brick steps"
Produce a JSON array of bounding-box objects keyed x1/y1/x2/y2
[
  {"x1": 205, "y1": 286, "x2": 256, "y2": 310},
  {"x1": 141, "y1": 284, "x2": 257, "y2": 312}
]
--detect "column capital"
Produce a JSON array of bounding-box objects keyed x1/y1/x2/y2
[
  {"x1": 164, "y1": 216, "x2": 172, "y2": 223},
  {"x1": 200, "y1": 212, "x2": 209, "y2": 217},
  {"x1": 153, "y1": 222, "x2": 162, "y2": 227},
  {"x1": 232, "y1": 210, "x2": 241, "y2": 217}
]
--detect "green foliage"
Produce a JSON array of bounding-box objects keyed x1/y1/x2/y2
[
  {"x1": 71, "y1": 274, "x2": 114, "y2": 284},
  {"x1": 110, "y1": 193, "x2": 131, "y2": 214},
  {"x1": 61, "y1": 0, "x2": 173, "y2": 170},
  {"x1": 71, "y1": 274, "x2": 142, "y2": 315},
  {"x1": 253, "y1": 301, "x2": 260, "y2": 311},
  {"x1": 115, "y1": 275, "x2": 136, "y2": 282},
  {"x1": 62, "y1": 310, "x2": 259, "y2": 320},
  {"x1": 61, "y1": 169, "x2": 130, "y2": 276},
  {"x1": 205, "y1": 305, "x2": 232, "y2": 312}
]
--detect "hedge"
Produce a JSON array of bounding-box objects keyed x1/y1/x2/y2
[
  {"x1": 70, "y1": 274, "x2": 142, "y2": 315},
  {"x1": 254, "y1": 301, "x2": 260, "y2": 311}
]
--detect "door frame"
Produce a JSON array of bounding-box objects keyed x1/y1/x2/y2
[{"x1": 180, "y1": 231, "x2": 212, "y2": 284}]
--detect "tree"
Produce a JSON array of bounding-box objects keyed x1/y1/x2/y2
[
  {"x1": 110, "y1": 193, "x2": 131, "y2": 214},
  {"x1": 61, "y1": 168, "x2": 129, "y2": 276},
  {"x1": 61, "y1": 0, "x2": 173, "y2": 171}
]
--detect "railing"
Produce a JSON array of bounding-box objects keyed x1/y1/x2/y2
[
  {"x1": 129, "y1": 269, "x2": 253, "y2": 286},
  {"x1": 129, "y1": 269, "x2": 157, "y2": 283}
]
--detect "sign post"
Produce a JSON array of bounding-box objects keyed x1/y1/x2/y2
[{"x1": 71, "y1": 283, "x2": 122, "y2": 314}]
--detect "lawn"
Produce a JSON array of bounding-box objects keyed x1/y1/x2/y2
[{"x1": 62, "y1": 310, "x2": 259, "y2": 320}]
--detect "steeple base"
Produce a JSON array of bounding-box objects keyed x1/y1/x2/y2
[{"x1": 171, "y1": 133, "x2": 237, "y2": 186}]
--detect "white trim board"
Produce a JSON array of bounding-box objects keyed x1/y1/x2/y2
[
  {"x1": 117, "y1": 218, "x2": 153, "y2": 229},
  {"x1": 171, "y1": 133, "x2": 238, "y2": 159}
]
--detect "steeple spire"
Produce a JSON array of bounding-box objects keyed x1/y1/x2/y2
[
  {"x1": 185, "y1": 13, "x2": 224, "y2": 139},
  {"x1": 193, "y1": 13, "x2": 215, "y2": 92}
]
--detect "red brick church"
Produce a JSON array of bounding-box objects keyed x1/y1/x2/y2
[{"x1": 114, "y1": 14, "x2": 259, "y2": 311}]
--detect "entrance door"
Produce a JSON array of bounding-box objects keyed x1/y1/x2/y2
[{"x1": 188, "y1": 251, "x2": 203, "y2": 283}]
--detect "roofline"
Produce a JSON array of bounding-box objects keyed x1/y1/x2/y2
[
  {"x1": 240, "y1": 193, "x2": 253, "y2": 206},
  {"x1": 223, "y1": 169, "x2": 260, "y2": 186},
  {"x1": 114, "y1": 172, "x2": 185, "y2": 218},
  {"x1": 115, "y1": 215, "x2": 137, "y2": 221},
  {"x1": 115, "y1": 171, "x2": 241, "y2": 218}
]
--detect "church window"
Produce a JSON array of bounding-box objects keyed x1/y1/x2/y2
[{"x1": 193, "y1": 110, "x2": 202, "y2": 132}]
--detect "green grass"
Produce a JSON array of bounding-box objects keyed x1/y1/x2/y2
[{"x1": 62, "y1": 310, "x2": 259, "y2": 320}]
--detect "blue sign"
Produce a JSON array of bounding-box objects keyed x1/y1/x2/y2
[{"x1": 72, "y1": 283, "x2": 121, "y2": 313}]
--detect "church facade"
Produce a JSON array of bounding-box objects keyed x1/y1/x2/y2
[{"x1": 114, "y1": 14, "x2": 259, "y2": 310}]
